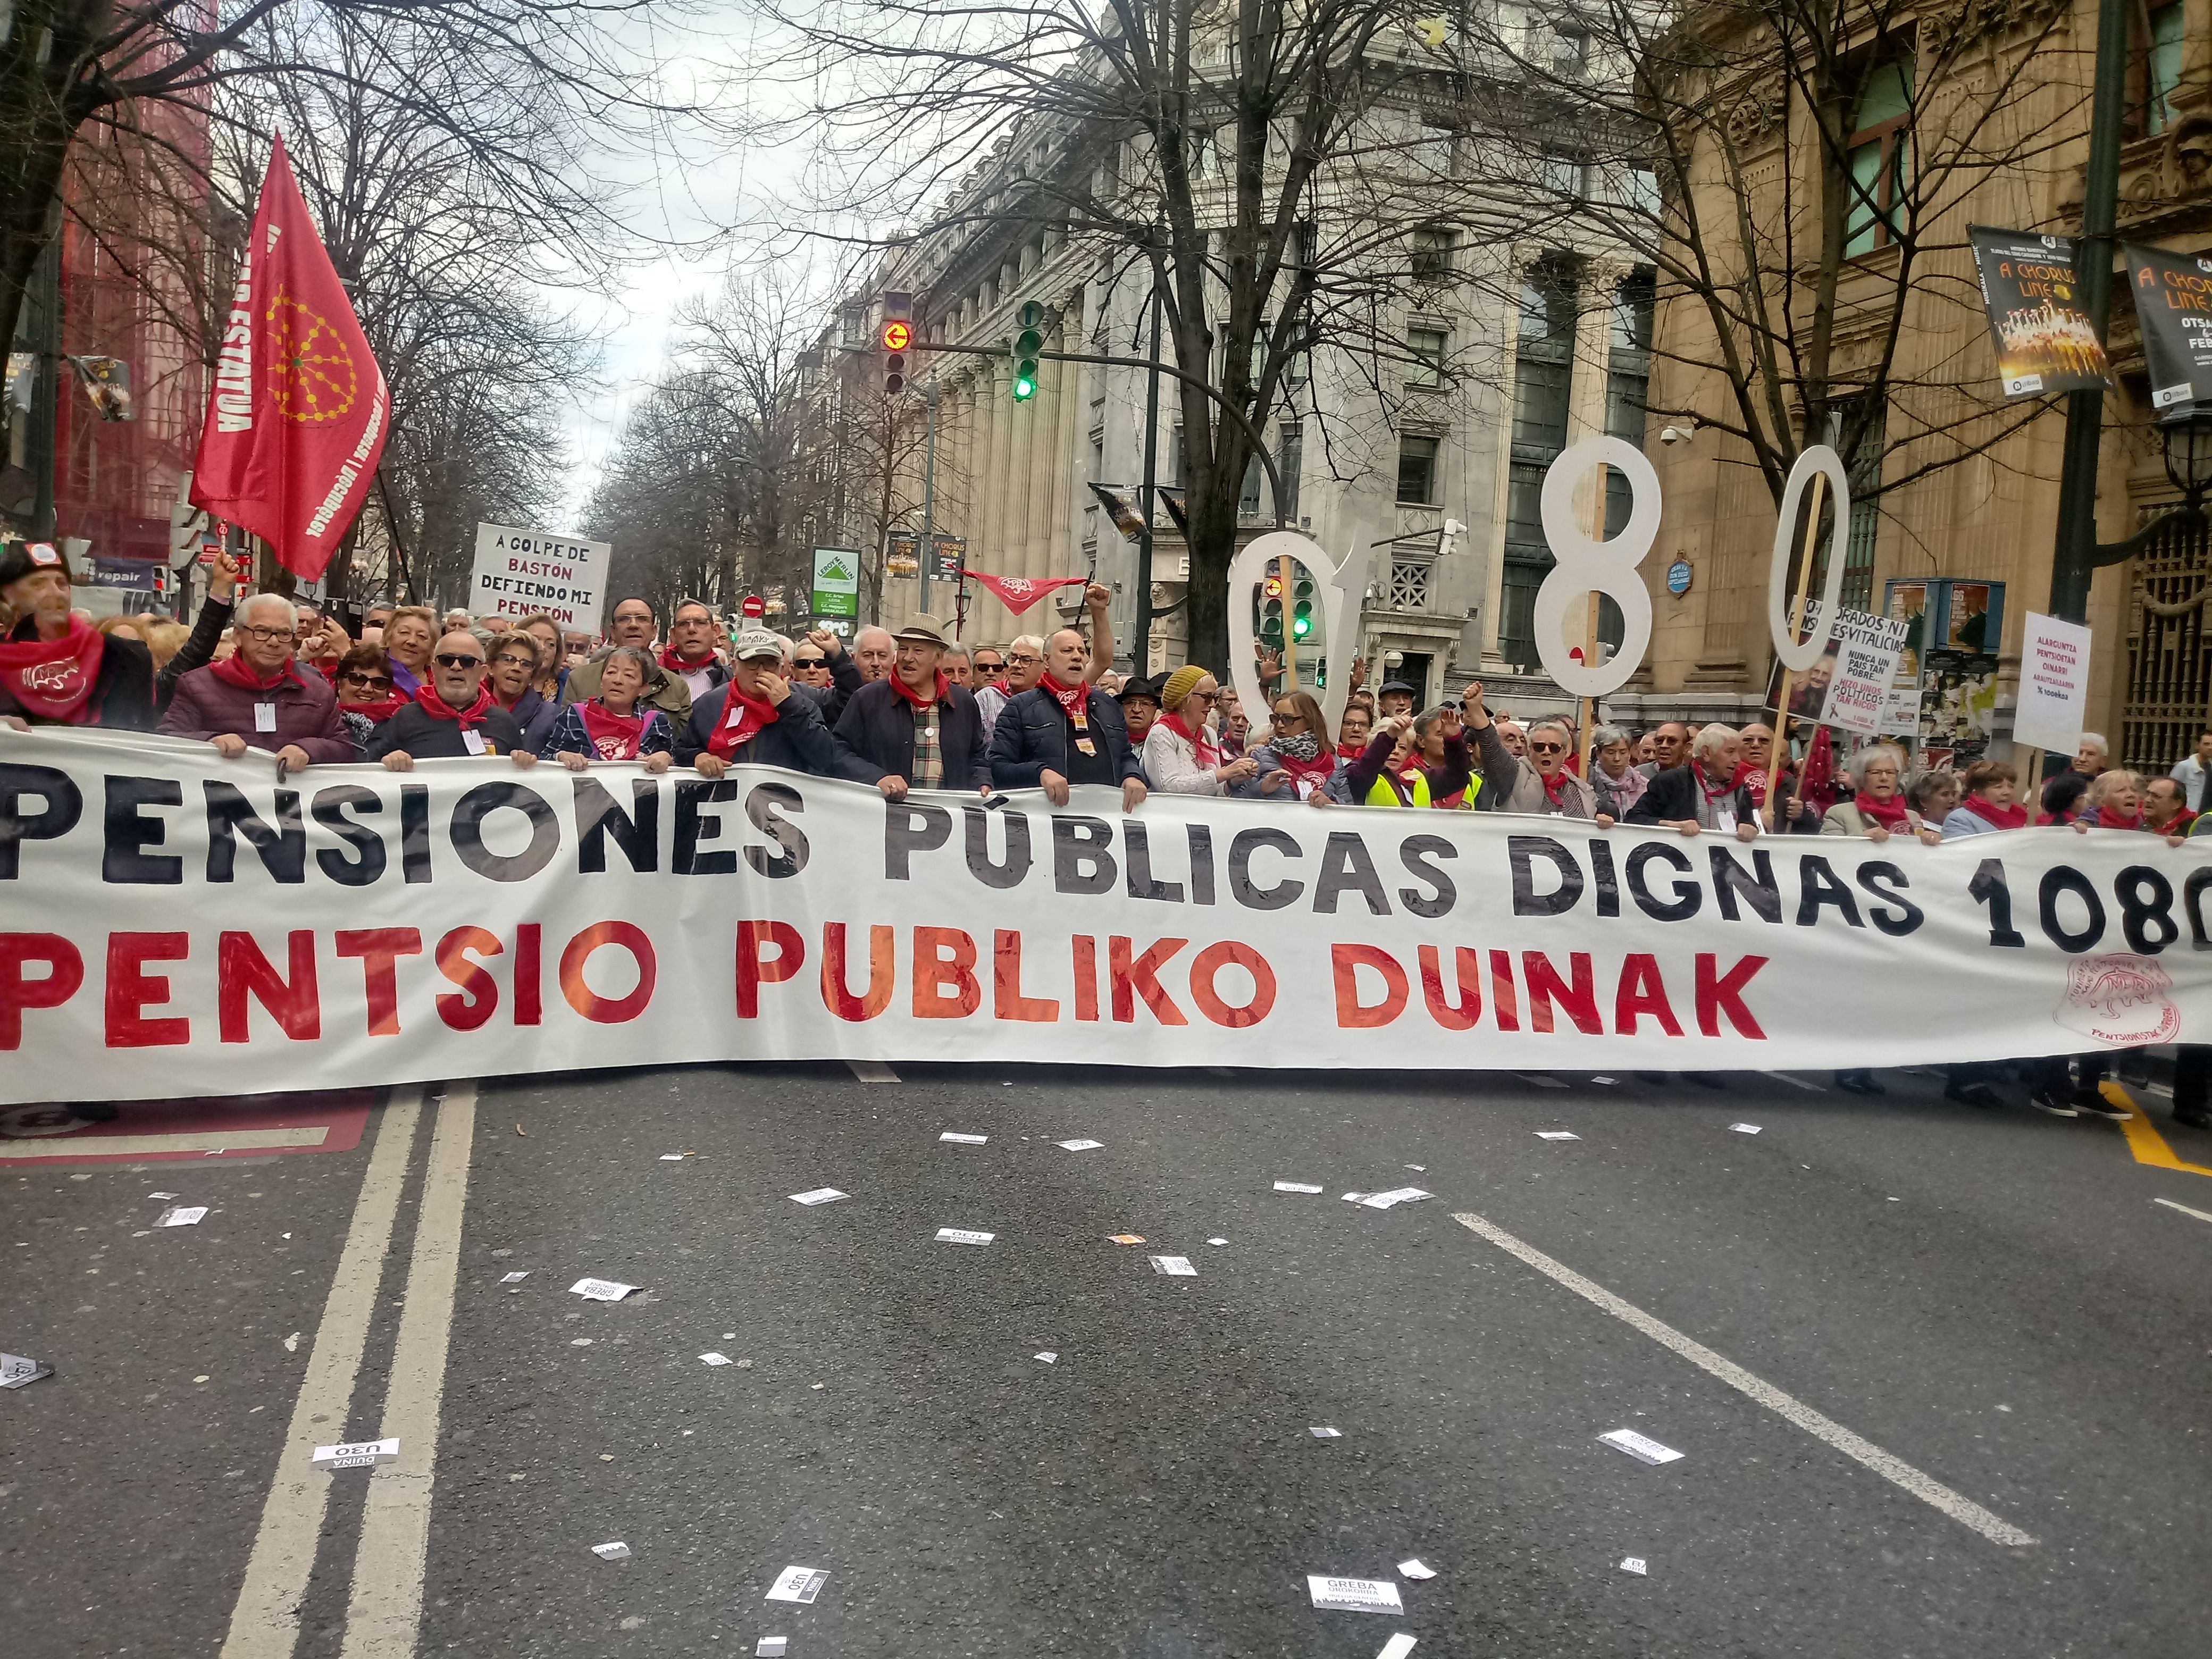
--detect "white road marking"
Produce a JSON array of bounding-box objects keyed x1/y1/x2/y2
[
  {"x1": 2153, "y1": 1195, "x2": 2212, "y2": 1225},
  {"x1": 220, "y1": 1091, "x2": 425, "y2": 1659},
  {"x1": 848, "y1": 1060, "x2": 899, "y2": 1083},
  {"x1": 1, "y1": 1126, "x2": 329, "y2": 1159},
  {"x1": 340, "y1": 1084, "x2": 480, "y2": 1657},
  {"x1": 1759, "y1": 1071, "x2": 1824, "y2": 1092},
  {"x1": 1451, "y1": 1209, "x2": 2035, "y2": 1548}
]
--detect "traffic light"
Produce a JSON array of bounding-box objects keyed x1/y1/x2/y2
[
  {"x1": 1293, "y1": 573, "x2": 1315, "y2": 641},
  {"x1": 1259, "y1": 576, "x2": 1284, "y2": 648},
  {"x1": 1011, "y1": 300, "x2": 1044, "y2": 401},
  {"x1": 882, "y1": 318, "x2": 910, "y2": 395}
]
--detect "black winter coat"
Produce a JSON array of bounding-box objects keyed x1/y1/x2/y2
[
  {"x1": 1626, "y1": 761, "x2": 1759, "y2": 829},
  {"x1": 675, "y1": 682, "x2": 875, "y2": 780},
  {"x1": 835, "y1": 677, "x2": 991, "y2": 789},
  {"x1": 990, "y1": 684, "x2": 1143, "y2": 788}
]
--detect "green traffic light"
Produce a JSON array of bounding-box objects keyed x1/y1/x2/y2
[{"x1": 1012, "y1": 369, "x2": 1038, "y2": 401}]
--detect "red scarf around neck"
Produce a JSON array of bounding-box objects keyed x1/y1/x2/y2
[
  {"x1": 1695, "y1": 760, "x2": 1737, "y2": 802},
  {"x1": 658, "y1": 644, "x2": 714, "y2": 674},
  {"x1": 340, "y1": 693, "x2": 407, "y2": 724},
  {"x1": 416, "y1": 683, "x2": 494, "y2": 727},
  {"x1": 1855, "y1": 790, "x2": 1912, "y2": 831},
  {"x1": 891, "y1": 669, "x2": 949, "y2": 710},
  {"x1": 211, "y1": 653, "x2": 303, "y2": 694},
  {"x1": 1044, "y1": 673, "x2": 1089, "y2": 721},
  {"x1": 1337, "y1": 740, "x2": 1365, "y2": 762},
  {"x1": 2094, "y1": 806, "x2": 2147, "y2": 831},
  {"x1": 1962, "y1": 795, "x2": 2027, "y2": 831},
  {"x1": 0, "y1": 614, "x2": 105, "y2": 722},
  {"x1": 708, "y1": 684, "x2": 780, "y2": 758},
  {"x1": 1276, "y1": 750, "x2": 1337, "y2": 789},
  {"x1": 1540, "y1": 767, "x2": 1572, "y2": 807},
  {"x1": 1156, "y1": 709, "x2": 1219, "y2": 770},
  {"x1": 579, "y1": 698, "x2": 648, "y2": 760}
]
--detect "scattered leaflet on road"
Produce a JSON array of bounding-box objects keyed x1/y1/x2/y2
[
  {"x1": 1150, "y1": 1255, "x2": 1197, "y2": 1276},
  {"x1": 1274, "y1": 1181, "x2": 1324, "y2": 1193},
  {"x1": 1534, "y1": 1132, "x2": 1580, "y2": 1142},
  {"x1": 1055, "y1": 1138, "x2": 1103, "y2": 1151},
  {"x1": 1358, "y1": 1188, "x2": 1432, "y2": 1210},
  {"x1": 1377, "y1": 1636, "x2": 1419, "y2": 1659},
  {"x1": 569, "y1": 1278, "x2": 640, "y2": 1301},
  {"x1": 939, "y1": 1132, "x2": 988, "y2": 1144},
  {"x1": 1306, "y1": 1576, "x2": 1405, "y2": 1614},
  {"x1": 155, "y1": 1206, "x2": 207, "y2": 1227},
  {"x1": 500, "y1": 1271, "x2": 529, "y2": 1283},
  {"x1": 591, "y1": 1542, "x2": 631, "y2": 1561},
  {"x1": 312, "y1": 1437, "x2": 399, "y2": 1470},
  {"x1": 1, "y1": 1353, "x2": 53, "y2": 1389},
  {"x1": 1396, "y1": 1559, "x2": 1435, "y2": 1579},
  {"x1": 1620, "y1": 1557, "x2": 1648, "y2": 1574},
  {"x1": 790, "y1": 1188, "x2": 848, "y2": 1205},
  {"x1": 765, "y1": 1566, "x2": 828, "y2": 1604},
  {"x1": 1730, "y1": 1124, "x2": 1762, "y2": 1135},
  {"x1": 700, "y1": 1353, "x2": 732, "y2": 1367},
  {"x1": 935, "y1": 1228, "x2": 994, "y2": 1246},
  {"x1": 1599, "y1": 1429, "x2": 1684, "y2": 1464},
  {"x1": 1309, "y1": 1427, "x2": 1342, "y2": 1439}
]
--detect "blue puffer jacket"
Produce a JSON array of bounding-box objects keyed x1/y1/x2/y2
[{"x1": 990, "y1": 684, "x2": 1143, "y2": 787}]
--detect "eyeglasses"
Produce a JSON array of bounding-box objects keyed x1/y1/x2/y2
[
  {"x1": 1008, "y1": 652, "x2": 1041, "y2": 666},
  {"x1": 1272, "y1": 710, "x2": 1303, "y2": 725},
  {"x1": 493, "y1": 654, "x2": 536, "y2": 670},
  {"x1": 434, "y1": 653, "x2": 485, "y2": 669},
  {"x1": 239, "y1": 625, "x2": 295, "y2": 643},
  {"x1": 613, "y1": 612, "x2": 652, "y2": 626},
  {"x1": 1529, "y1": 740, "x2": 1565, "y2": 755},
  {"x1": 1187, "y1": 689, "x2": 1217, "y2": 702},
  {"x1": 794, "y1": 656, "x2": 826, "y2": 668}
]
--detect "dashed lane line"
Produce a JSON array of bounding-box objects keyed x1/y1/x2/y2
[
  {"x1": 1451, "y1": 1209, "x2": 2035, "y2": 1548},
  {"x1": 340, "y1": 1083, "x2": 479, "y2": 1658},
  {"x1": 220, "y1": 1091, "x2": 425, "y2": 1659}
]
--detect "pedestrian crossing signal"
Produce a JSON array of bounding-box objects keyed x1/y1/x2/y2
[{"x1": 1012, "y1": 300, "x2": 1044, "y2": 402}]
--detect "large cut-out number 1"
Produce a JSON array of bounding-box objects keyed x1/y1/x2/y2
[{"x1": 1531, "y1": 435, "x2": 1662, "y2": 699}]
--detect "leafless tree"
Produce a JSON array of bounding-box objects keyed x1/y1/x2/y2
[{"x1": 757, "y1": 0, "x2": 1564, "y2": 668}]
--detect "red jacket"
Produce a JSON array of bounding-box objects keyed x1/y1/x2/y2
[{"x1": 156, "y1": 662, "x2": 355, "y2": 764}]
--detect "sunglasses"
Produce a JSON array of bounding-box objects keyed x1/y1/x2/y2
[
  {"x1": 794, "y1": 656, "x2": 827, "y2": 668},
  {"x1": 434, "y1": 653, "x2": 485, "y2": 669},
  {"x1": 974, "y1": 659, "x2": 1003, "y2": 671},
  {"x1": 1529, "y1": 740, "x2": 1565, "y2": 754},
  {"x1": 340, "y1": 672, "x2": 393, "y2": 690}
]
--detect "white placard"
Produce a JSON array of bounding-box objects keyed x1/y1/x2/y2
[
  {"x1": 1802, "y1": 601, "x2": 1908, "y2": 736},
  {"x1": 1599, "y1": 1428, "x2": 1684, "y2": 1464},
  {"x1": 765, "y1": 1566, "x2": 828, "y2": 1604},
  {"x1": 790, "y1": 1188, "x2": 848, "y2": 1205},
  {"x1": 468, "y1": 522, "x2": 611, "y2": 632},
  {"x1": 1150, "y1": 1255, "x2": 1197, "y2": 1276},
  {"x1": 1306, "y1": 1576, "x2": 1405, "y2": 1614},
  {"x1": 935, "y1": 1227, "x2": 993, "y2": 1246},
  {"x1": 312, "y1": 1436, "x2": 399, "y2": 1468},
  {"x1": 2012, "y1": 610, "x2": 2094, "y2": 753},
  {"x1": 568, "y1": 1278, "x2": 639, "y2": 1301},
  {"x1": 1879, "y1": 684, "x2": 1923, "y2": 738},
  {"x1": 1274, "y1": 1181, "x2": 1323, "y2": 1193},
  {"x1": 939, "y1": 1131, "x2": 988, "y2": 1144},
  {"x1": 154, "y1": 1206, "x2": 207, "y2": 1227}
]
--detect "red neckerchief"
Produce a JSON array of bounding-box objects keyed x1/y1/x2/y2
[
  {"x1": 1855, "y1": 790, "x2": 1912, "y2": 831},
  {"x1": 340, "y1": 694, "x2": 406, "y2": 724},
  {"x1": 890, "y1": 669, "x2": 949, "y2": 710},
  {"x1": 658, "y1": 645, "x2": 715, "y2": 674},
  {"x1": 1540, "y1": 768, "x2": 1571, "y2": 807},
  {"x1": 1695, "y1": 760, "x2": 1737, "y2": 802},
  {"x1": 1962, "y1": 796, "x2": 2027, "y2": 831},
  {"x1": 987, "y1": 677, "x2": 1011, "y2": 696},
  {"x1": 578, "y1": 698, "x2": 647, "y2": 760},
  {"x1": 1337, "y1": 740, "x2": 1365, "y2": 761},
  {"x1": 708, "y1": 684, "x2": 780, "y2": 759},
  {"x1": 2095, "y1": 807, "x2": 2147, "y2": 831},
  {"x1": 1156, "y1": 710, "x2": 1219, "y2": 770},
  {"x1": 1738, "y1": 762, "x2": 1769, "y2": 807},
  {"x1": 211, "y1": 653, "x2": 303, "y2": 694},
  {"x1": 416, "y1": 683, "x2": 495, "y2": 727},
  {"x1": 1276, "y1": 750, "x2": 1337, "y2": 789},
  {"x1": 0, "y1": 614, "x2": 106, "y2": 721},
  {"x1": 1044, "y1": 673, "x2": 1089, "y2": 722}
]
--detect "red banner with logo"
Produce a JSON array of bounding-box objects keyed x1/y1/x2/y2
[
  {"x1": 962, "y1": 572, "x2": 1086, "y2": 615},
  {"x1": 190, "y1": 135, "x2": 390, "y2": 581}
]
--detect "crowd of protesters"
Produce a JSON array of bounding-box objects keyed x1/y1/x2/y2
[{"x1": 5, "y1": 536, "x2": 2209, "y2": 1130}]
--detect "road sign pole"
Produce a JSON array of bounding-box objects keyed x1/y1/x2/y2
[{"x1": 918, "y1": 378, "x2": 939, "y2": 613}]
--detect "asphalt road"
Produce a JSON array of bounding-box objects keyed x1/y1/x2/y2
[{"x1": 6, "y1": 1061, "x2": 2211, "y2": 1658}]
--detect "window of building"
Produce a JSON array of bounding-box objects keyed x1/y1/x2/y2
[
  {"x1": 1416, "y1": 123, "x2": 1456, "y2": 174},
  {"x1": 1604, "y1": 267, "x2": 1656, "y2": 538},
  {"x1": 1397, "y1": 434, "x2": 1440, "y2": 505},
  {"x1": 1541, "y1": 151, "x2": 1586, "y2": 198},
  {"x1": 1406, "y1": 324, "x2": 1448, "y2": 387},
  {"x1": 1838, "y1": 399, "x2": 1886, "y2": 613},
  {"x1": 1844, "y1": 57, "x2": 1913, "y2": 257},
  {"x1": 2131, "y1": 2, "x2": 2186, "y2": 137},
  {"x1": 1552, "y1": 24, "x2": 1588, "y2": 78},
  {"x1": 1411, "y1": 225, "x2": 1456, "y2": 282},
  {"x1": 1188, "y1": 127, "x2": 1217, "y2": 178},
  {"x1": 1170, "y1": 426, "x2": 1186, "y2": 488},
  {"x1": 1279, "y1": 420, "x2": 1303, "y2": 522},
  {"x1": 1502, "y1": 253, "x2": 1580, "y2": 667}
]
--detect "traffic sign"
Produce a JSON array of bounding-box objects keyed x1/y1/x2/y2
[{"x1": 741, "y1": 593, "x2": 765, "y2": 619}]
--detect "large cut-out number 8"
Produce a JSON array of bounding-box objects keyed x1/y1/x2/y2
[{"x1": 1532, "y1": 435, "x2": 1661, "y2": 699}]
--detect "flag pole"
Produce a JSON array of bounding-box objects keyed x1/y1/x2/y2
[{"x1": 374, "y1": 468, "x2": 416, "y2": 605}]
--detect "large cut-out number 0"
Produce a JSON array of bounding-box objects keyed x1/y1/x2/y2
[
  {"x1": 1765, "y1": 445, "x2": 1853, "y2": 672},
  {"x1": 1531, "y1": 435, "x2": 1662, "y2": 699}
]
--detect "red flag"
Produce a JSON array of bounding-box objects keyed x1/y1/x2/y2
[
  {"x1": 191, "y1": 135, "x2": 390, "y2": 582},
  {"x1": 961, "y1": 571, "x2": 1086, "y2": 614}
]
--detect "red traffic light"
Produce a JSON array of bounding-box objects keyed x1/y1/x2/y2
[{"x1": 882, "y1": 320, "x2": 912, "y2": 351}]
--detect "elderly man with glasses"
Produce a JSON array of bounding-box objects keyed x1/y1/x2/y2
[
  {"x1": 367, "y1": 630, "x2": 539, "y2": 769},
  {"x1": 560, "y1": 597, "x2": 692, "y2": 722},
  {"x1": 787, "y1": 626, "x2": 864, "y2": 722},
  {"x1": 975, "y1": 633, "x2": 1048, "y2": 739},
  {"x1": 157, "y1": 591, "x2": 353, "y2": 772}
]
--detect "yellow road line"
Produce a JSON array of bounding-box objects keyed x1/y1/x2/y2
[{"x1": 2115, "y1": 1100, "x2": 2212, "y2": 1178}]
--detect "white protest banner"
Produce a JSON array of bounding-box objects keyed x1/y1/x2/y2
[
  {"x1": 2013, "y1": 610, "x2": 2094, "y2": 753},
  {"x1": 1799, "y1": 602, "x2": 1908, "y2": 736},
  {"x1": 468, "y1": 522, "x2": 613, "y2": 632},
  {"x1": 1, "y1": 727, "x2": 2207, "y2": 1104}
]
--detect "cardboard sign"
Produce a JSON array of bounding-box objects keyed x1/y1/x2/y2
[{"x1": 468, "y1": 523, "x2": 611, "y2": 631}]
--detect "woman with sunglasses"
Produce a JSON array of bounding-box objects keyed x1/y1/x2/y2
[
  {"x1": 1235, "y1": 690, "x2": 1339, "y2": 805},
  {"x1": 540, "y1": 644, "x2": 676, "y2": 771},
  {"x1": 1143, "y1": 665, "x2": 1260, "y2": 794},
  {"x1": 330, "y1": 643, "x2": 405, "y2": 757},
  {"x1": 1460, "y1": 684, "x2": 1602, "y2": 820},
  {"x1": 487, "y1": 632, "x2": 560, "y2": 753}
]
